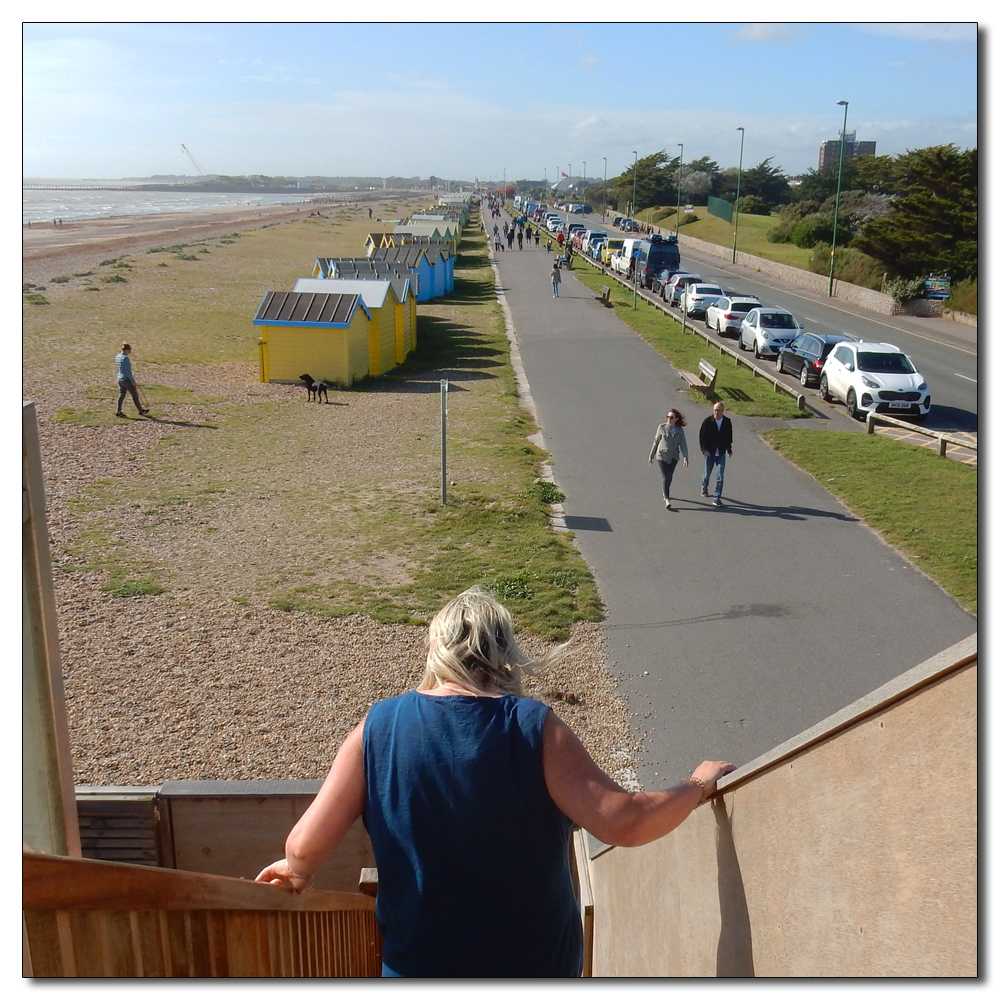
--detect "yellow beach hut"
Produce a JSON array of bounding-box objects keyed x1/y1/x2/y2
[
  {"x1": 254, "y1": 291, "x2": 372, "y2": 386},
  {"x1": 293, "y1": 278, "x2": 409, "y2": 376}
]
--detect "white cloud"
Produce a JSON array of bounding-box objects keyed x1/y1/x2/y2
[
  {"x1": 729, "y1": 23, "x2": 802, "y2": 44},
  {"x1": 580, "y1": 53, "x2": 601, "y2": 72},
  {"x1": 859, "y1": 23, "x2": 978, "y2": 43}
]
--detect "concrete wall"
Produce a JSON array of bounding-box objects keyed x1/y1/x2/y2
[
  {"x1": 586, "y1": 634, "x2": 977, "y2": 977},
  {"x1": 666, "y1": 229, "x2": 962, "y2": 321}
]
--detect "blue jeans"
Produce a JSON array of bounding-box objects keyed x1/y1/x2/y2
[
  {"x1": 552, "y1": 281, "x2": 559, "y2": 297},
  {"x1": 702, "y1": 453, "x2": 727, "y2": 498}
]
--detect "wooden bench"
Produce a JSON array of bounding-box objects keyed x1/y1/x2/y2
[
  {"x1": 679, "y1": 358, "x2": 718, "y2": 393},
  {"x1": 595, "y1": 285, "x2": 612, "y2": 306}
]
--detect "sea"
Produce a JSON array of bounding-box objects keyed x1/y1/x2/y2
[{"x1": 22, "y1": 183, "x2": 315, "y2": 225}]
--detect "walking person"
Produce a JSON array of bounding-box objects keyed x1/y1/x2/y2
[
  {"x1": 648, "y1": 409, "x2": 689, "y2": 509},
  {"x1": 699, "y1": 401, "x2": 733, "y2": 507},
  {"x1": 534, "y1": 229, "x2": 541, "y2": 247},
  {"x1": 550, "y1": 261, "x2": 562, "y2": 298},
  {"x1": 494, "y1": 231, "x2": 503, "y2": 253},
  {"x1": 255, "y1": 586, "x2": 734, "y2": 978},
  {"x1": 114, "y1": 343, "x2": 149, "y2": 417},
  {"x1": 507, "y1": 229, "x2": 515, "y2": 250},
  {"x1": 517, "y1": 229, "x2": 524, "y2": 250}
]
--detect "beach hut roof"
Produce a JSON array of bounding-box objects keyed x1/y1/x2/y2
[
  {"x1": 293, "y1": 277, "x2": 394, "y2": 309},
  {"x1": 253, "y1": 290, "x2": 371, "y2": 327},
  {"x1": 374, "y1": 246, "x2": 429, "y2": 267}
]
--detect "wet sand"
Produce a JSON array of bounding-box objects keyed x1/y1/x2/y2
[
  {"x1": 22, "y1": 198, "x2": 403, "y2": 284},
  {"x1": 23, "y1": 203, "x2": 328, "y2": 283}
]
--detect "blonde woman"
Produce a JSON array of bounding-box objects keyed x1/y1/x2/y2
[
  {"x1": 647, "y1": 408, "x2": 689, "y2": 509},
  {"x1": 257, "y1": 587, "x2": 733, "y2": 977}
]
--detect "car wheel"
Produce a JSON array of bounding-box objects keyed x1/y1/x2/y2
[
  {"x1": 819, "y1": 375, "x2": 832, "y2": 402},
  {"x1": 799, "y1": 365, "x2": 811, "y2": 387},
  {"x1": 846, "y1": 389, "x2": 863, "y2": 421},
  {"x1": 754, "y1": 340, "x2": 763, "y2": 360},
  {"x1": 737, "y1": 332, "x2": 746, "y2": 350},
  {"x1": 776, "y1": 354, "x2": 786, "y2": 374}
]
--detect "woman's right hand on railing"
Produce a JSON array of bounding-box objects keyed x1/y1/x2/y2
[
  {"x1": 255, "y1": 859, "x2": 313, "y2": 894},
  {"x1": 690, "y1": 760, "x2": 737, "y2": 799}
]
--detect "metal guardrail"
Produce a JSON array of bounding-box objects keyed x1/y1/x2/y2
[
  {"x1": 590, "y1": 261, "x2": 807, "y2": 410},
  {"x1": 865, "y1": 410, "x2": 978, "y2": 457}
]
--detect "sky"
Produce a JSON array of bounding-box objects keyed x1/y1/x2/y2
[{"x1": 21, "y1": 15, "x2": 980, "y2": 183}]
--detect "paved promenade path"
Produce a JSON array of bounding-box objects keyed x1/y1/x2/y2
[{"x1": 488, "y1": 209, "x2": 976, "y2": 786}]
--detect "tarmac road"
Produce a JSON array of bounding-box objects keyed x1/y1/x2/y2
[{"x1": 490, "y1": 206, "x2": 976, "y2": 787}]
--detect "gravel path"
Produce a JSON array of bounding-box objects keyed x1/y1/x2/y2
[{"x1": 27, "y1": 211, "x2": 640, "y2": 791}]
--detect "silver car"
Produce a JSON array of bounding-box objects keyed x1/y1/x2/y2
[{"x1": 738, "y1": 307, "x2": 803, "y2": 358}]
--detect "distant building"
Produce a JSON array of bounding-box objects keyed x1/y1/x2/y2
[{"x1": 819, "y1": 131, "x2": 876, "y2": 169}]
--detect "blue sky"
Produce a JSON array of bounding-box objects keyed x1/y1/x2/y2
[{"x1": 22, "y1": 18, "x2": 979, "y2": 182}]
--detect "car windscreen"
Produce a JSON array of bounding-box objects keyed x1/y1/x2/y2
[
  {"x1": 692, "y1": 286, "x2": 723, "y2": 295},
  {"x1": 729, "y1": 303, "x2": 754, "y2": 312},
  {"x1": 858, "y1": 352, "x2": 916, "y2": 374},
  {"x1": 647, "y1": 247, "x2": 680, "y2": 267},
  {"x1": 761, "y1": 313, "x2": 797, "y2": 329}
]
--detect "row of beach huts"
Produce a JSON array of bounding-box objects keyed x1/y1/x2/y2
[{"x1": 253, "y1": 195, "x2": 473, "y2": 386}]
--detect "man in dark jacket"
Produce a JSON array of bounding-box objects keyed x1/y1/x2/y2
[{"x1": 698, "y1": 401, "x2": 733, "y2": 506}]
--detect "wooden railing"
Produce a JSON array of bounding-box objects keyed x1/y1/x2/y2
[{"x1": 23, "y1": 852, "x2": 381, "y2": 978}]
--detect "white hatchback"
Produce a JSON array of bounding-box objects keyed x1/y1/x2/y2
[
  {"x1": 705, "y1": 296, "x2": 762, "y2": 336},
  {"x1": 820, "y1": 341, "x2": 930, "y2": 421}
]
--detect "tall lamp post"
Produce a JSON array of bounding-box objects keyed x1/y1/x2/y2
[
  {"x1": 502, "y1": 167, "x2": 506, "y2": 203},
  {"x1": 732, "y1": 127, "x2": 745, "y2": 263},
  {"x1": 602, "y1": 156, "x2": 607, "y2": 220},
  {"x1": 582, "y1": 161, "x2": 586, "y2": 200},
  {"x1": 631, "y1": 151, "x2": 638, "y2": 226},
  {"x1": 674, "y1": 143, "x2": 684, "y2": 235},
  {"x1": 828, "y1": 100, "x2": 849, "y2": 296}
]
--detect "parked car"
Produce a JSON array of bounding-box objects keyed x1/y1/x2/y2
[
  {"x1": 663, "y1": 272, "x2": 704, "y2": 305},
  {"x1": 819, "y1": 341, "x2": 930, "y2": 421},
  {"x1": 678, "y1": 283, "x2": 725, "y2": 317},
  {"x1": 651, "y1": 267, "x2": 689, "y2": 297},
  {"x1": 776, "y1": 333, "x2": 857, "y2": 387},
  {"x1": 704, "y1": 296, "x2": 762, "y2": 336},
  {"x1": 737, "y1": 307, "x2": 803, "y2": 358},
  {"x1": 633, "y1": 234, "x2": 680, "y2": 289},
  {"x1": 600, "y1": 238, "x2": 625, "y2": 265},
  {"x1": 546, "y1": 217, "x2": 564, "y2": 232},
  {"x1": 620, "y1": 219, "x2": 640, "y2": 232},
  {"x1": 612, "y1": 216, "x2": 625, "y2": 228},
  {"x1": 585, "y1": 231, "x2": 608, "y2": 256}
]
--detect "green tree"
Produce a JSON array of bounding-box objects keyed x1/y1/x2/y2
[
  {"x1": 611, "y1": 151, "x2": 680, "y2": 214},
  {"x1": 738, "y1": 158, "x2": 791, "y2": 209},
  {"x1": 853, "y1": 145, "x2": 977, "y2": 281}
]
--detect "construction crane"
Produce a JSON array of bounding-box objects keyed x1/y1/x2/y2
[{"x1": 181, "y1": 144, "x2": 206, "y2": 176}]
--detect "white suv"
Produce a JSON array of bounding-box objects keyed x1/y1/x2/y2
[{"x1": 819, "y1": 341, "x2": 930, "y2": 421}]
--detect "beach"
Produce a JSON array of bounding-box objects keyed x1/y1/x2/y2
[
  {"x1": 24, "y1": 197, "x2": 636, "y2": 788},
  {"x1": 23, "y1": 201, "x2": 349, "y2": 284}
]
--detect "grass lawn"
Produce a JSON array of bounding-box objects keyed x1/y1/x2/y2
[
  {"x1": 637, "y1": 203, "x2": 816, "y2": 270},
  {"x1": 26, "y1": 206, "x2": 601, "y2": 640},
  {"x1": 763, "y1": 429, "x2": 977, "y2": 614},
  {"x1": 568, "y1": 255, "x2": 808, "y2": 419}
]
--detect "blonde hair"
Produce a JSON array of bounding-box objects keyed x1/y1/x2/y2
[{"x1": 419, "y1": 587, "x2": 542, "y2": 696}]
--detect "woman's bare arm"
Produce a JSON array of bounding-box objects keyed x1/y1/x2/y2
[
  {"x1": 255, "y1": 719, "x2": 367, "y2": 891},
  {"x1": 542, "y1": 711, "x2": 734, "y2": 848}
]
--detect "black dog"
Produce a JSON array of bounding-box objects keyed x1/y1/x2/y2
[{"x1": 299, "y1": 373, "x2": 332, "y2": 403}]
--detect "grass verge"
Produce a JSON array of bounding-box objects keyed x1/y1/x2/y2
[
  {"x1": 568, "y1": 255, "x2": 807, "y2": 419},
  {"x1": 762, "y1": 429, "x2": 977, "y2": 614}
]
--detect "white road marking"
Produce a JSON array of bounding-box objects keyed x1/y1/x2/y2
[{"x1": 954, "y1": 373, "x2": 977, "y2": 382}]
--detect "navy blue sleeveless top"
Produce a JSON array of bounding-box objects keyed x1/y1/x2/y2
[{"x1": 362, "y1": 691, "x2": 583, "y2": 978}]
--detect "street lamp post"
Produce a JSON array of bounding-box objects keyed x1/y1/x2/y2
[
  {"x1": 502, "y1": 167, "x2": 506, "y2": 203},
  {"x1": 732, "y1": 127, "x2": 745, "y2": 263},
  {"x1": 828, "y1": 100, "x2": 849, "y2": 296},
  {"x1": 674, "y1": 143, "x2": 684, "y2": 236},
  {"x1": 582, "y1": 161, "x2": 586, "y2": 197},
  {"x1": 631, "y1": 151, "x2": 638, "y2": 228},
  {"x1": 602, "y1": 157, "x2": 607, "y2": 220}
]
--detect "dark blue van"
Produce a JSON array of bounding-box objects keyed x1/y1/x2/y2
[{"x1": 633, "y1": 234, "x2": 681, "y2": 289}]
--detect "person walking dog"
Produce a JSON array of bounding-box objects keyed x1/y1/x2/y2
[
  {"x1": 699, "y1": 401, "x2": 732, "y2": 506},
  {"x1": 550, "y1": 261, "x2": 562, "y2": 298},
  {"x1": 648, "y1": 408, "x2": 689, "y2": 509},
  {"x1": 114, "y1": 343, "x2": 149, "y2": 417}
]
